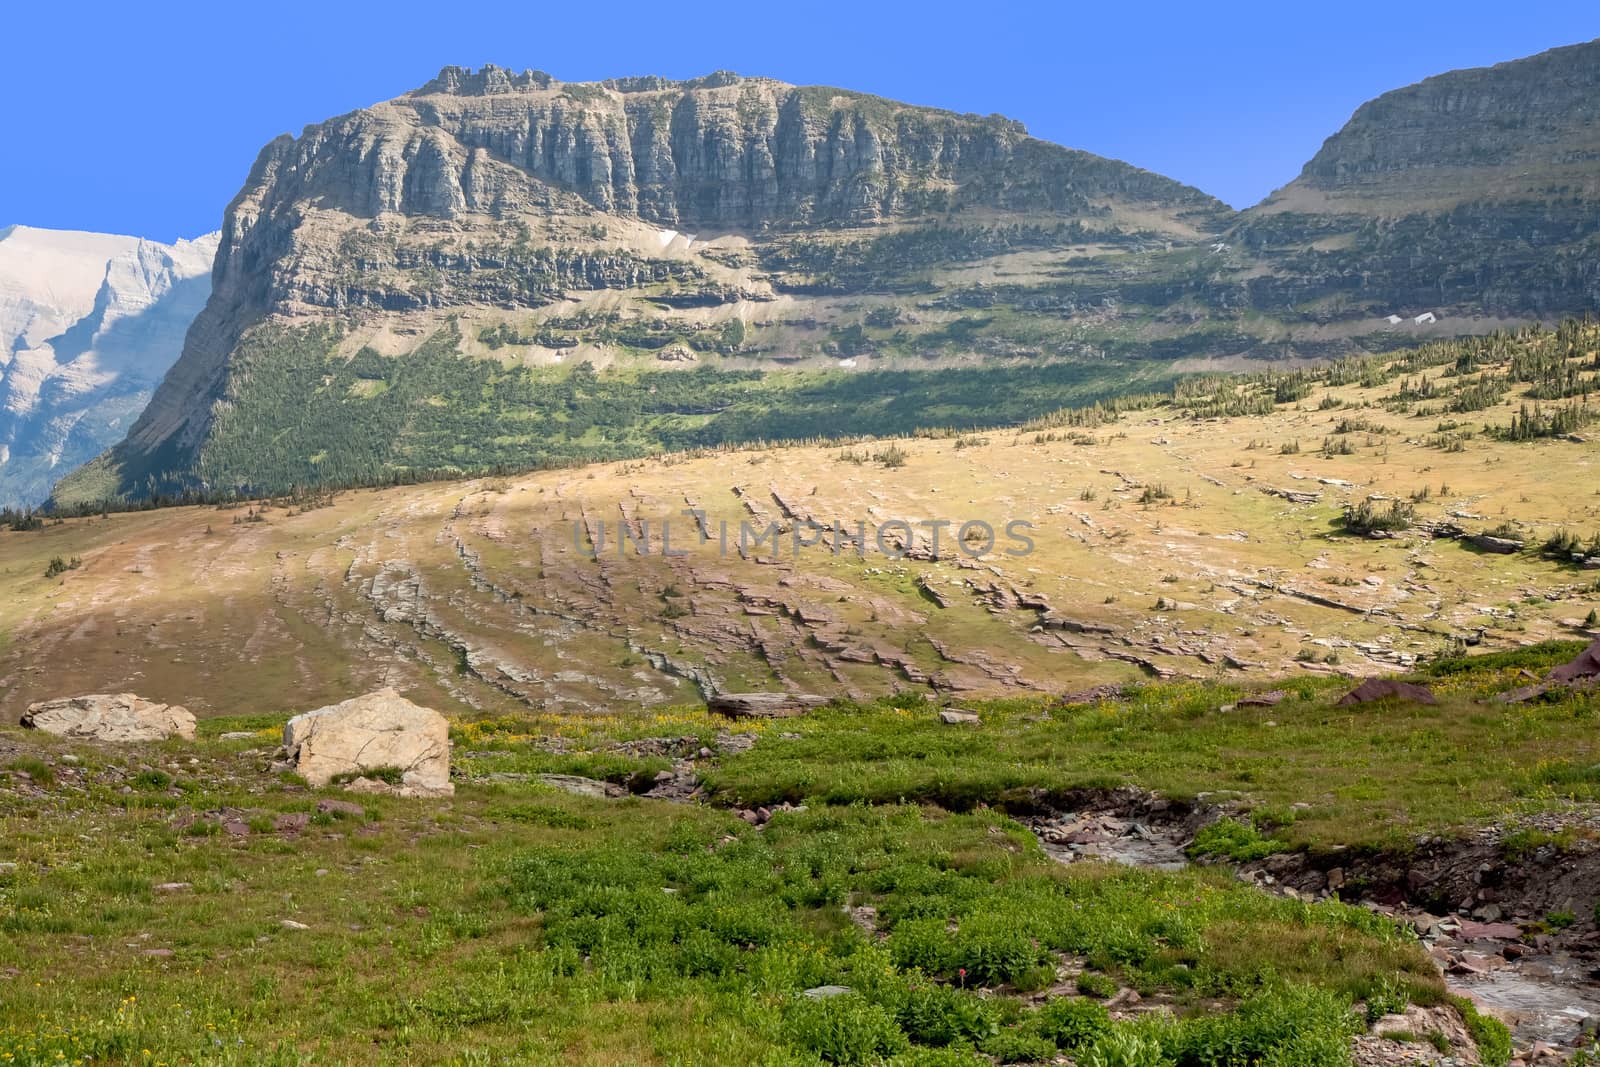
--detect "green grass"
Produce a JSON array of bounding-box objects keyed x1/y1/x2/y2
[
  {"x1": 1, "y1": 643, "x2": 1588, "y2": 1063},
  {"x1": 0, "y1": 764, "x2": 1435, "y2": 1066},
  {"x1": 697, "y1": 651, "x2": 1600, "y2": 849}
]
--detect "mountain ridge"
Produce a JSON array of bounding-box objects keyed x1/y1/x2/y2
[{"x1": 51, "y1": 42, "x2": 1600, "y2": 507}]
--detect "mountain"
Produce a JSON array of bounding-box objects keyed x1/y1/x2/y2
[
  {"x1": 1228, "y1": 38, "x2": 1600, "y2": 319},
  {"x1": 50, "y1": 67, "x2": 1231, "y2": 505},
  {"x1": 0, "y1": 226, "x2": 218, "y2": 507},
  {"x1": 51, "y1": 44, "x2": 1600, "y2": 506}
]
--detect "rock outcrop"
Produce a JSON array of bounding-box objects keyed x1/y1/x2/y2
[
  {"x1": 1336, "y1": 678, "x2": 1438, "y2": 707},
  {"x1": 1230, "y1": 38, "x2": 1600, "y2": 319},
  {"x1": 21, "y1": 693, "x2": 196, "y2": 742},
  {"x1": 278, "y1": 688, "x2": 453, "y2": 796},
  {"x1": 0, "y1": 226, "x2": 217, "y2": 507},
  {"x1": 707, "y1": 692, "x2": 826, "y2": 719},
  {"x1": 50, "y1": 68, "x2": 1226, "y2": 507},
  {"x1": 50, "y1": 45, "x2": 1600, "y2": 508}
]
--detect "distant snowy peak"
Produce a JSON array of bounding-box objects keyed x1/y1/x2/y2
[{"x1": 0, "y1": 226, "x2": 219, "y2": 508}]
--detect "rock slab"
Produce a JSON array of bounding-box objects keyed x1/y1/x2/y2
[
  {"x1": 1336, "y1": 678, "x2": 1437, "y2": 706},
  {"x1": 280, "y1": 689, "x2": 453, "y2": 796},
  {"x1": 21, "y1": 694, "x2": 196, "y2": 742},
  {"x1": 708, "y1": 693, "x2": 826, "y2": 719}
]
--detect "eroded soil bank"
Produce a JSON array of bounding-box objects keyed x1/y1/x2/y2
[{"x1": 1021, "y1": 787, "x2": 1600, "y2": 1055}]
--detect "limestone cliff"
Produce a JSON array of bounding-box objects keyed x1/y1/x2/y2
[
  {"x1": 61, "y1": 68, "x2": 1228, "y2": 504},
  {"x1": 1229, "y1": 38, "x2": 1600, "y2": 318},
  {"x1": 52, "y1": 47, "x2": 1600, "y2": 506}
]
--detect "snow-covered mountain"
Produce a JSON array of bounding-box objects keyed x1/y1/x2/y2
[{"x1": 0, "y1": 225, "x2": 219, "y2": 508}]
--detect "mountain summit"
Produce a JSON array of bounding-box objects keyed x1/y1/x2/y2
[
  {"x1": 54, "y1": 69, "x2": 1228, "y2": 504},
  {"x1": 53, "y1": 44, "x2": 1600, "y2": 506},
  {"x1": 1233, "y1": 38, "x2": 1600, "y2": 317}
]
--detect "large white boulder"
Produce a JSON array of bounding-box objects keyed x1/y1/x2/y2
[
  {"x1": 22, "y1": 693, "x2": 196, "y2": 742},
  {"x1": 280, "y1": 689, "x2": 453, "y2": 796}
]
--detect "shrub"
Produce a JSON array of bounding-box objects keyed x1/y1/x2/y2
[
  {"x1": 784, "y1": 993, "x2": 909, "y2": 1066},
  {"x1": 1175, "y1": 985, "x2": 1359, "y2": 1067},
  {"x1": 896, "y1": 984, "x2": 999, "y2": 1047},
  {"x1": 1033, "y1": 997, "x2": 1111, "y2": 1050},
  {"x1": 131, "y1": 770, "x2": 172, "y2": 791},
  {"x1": 1138, "y1": 483, "x2": 1173, "y2": 504},
  {"x1": 43, "y1": 555, "x2": 82, "y2": 578},
  {"x1": 1187, "y1": 818, "x2": 1286, "y2": 863},
  {"x1": 1080, "y1": 1030, "x2": 1166, "y2": 1067},
  {"x1": 875, "y1": 444, "x2": 910, "y2": 469},
  {"x1": 886, "y1": 1049, "x2": 989, "y2": 1067},
  {"x1": 1076, "y1": 971, "x2": 1119, "y2": 999},
  {"x1": 889, "y1": 918, "x2": 955, "y2": 975},
  {"x1": 1452, "y1": 995, "x2": 1512, "y2": 1067},
  {"x1": 950, "y1": 913, "x2": 1051, "y2": 986},
  {"x1": 1340, "y1": 499, "x2": 1414, "y2": 535},
  {"x1": 981, "y1": 1030, "x2": 1058, "y2": 1064}
]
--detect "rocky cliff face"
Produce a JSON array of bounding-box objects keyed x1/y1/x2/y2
[
  {"x1": 52, "y1": 47, "x2": 1600, "y2": 506},
  {"x1": 1229, "y1": 38, "x2": 1600, "y2": 319},
  {"x1": 61, "y1": 68, "x2": 1229, "y2": 504},
  {"x1": 0, "y1": 227, "x2": 218, "y2": 507}
]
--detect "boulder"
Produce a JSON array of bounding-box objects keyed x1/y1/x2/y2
[
  {"x1": 1496, "y1": 637, "x2": 1600, "y2": 702},
  {"x1": 279, "y1": 689, "x2": 452, "y2": 796},
  {"x1": 707, "y1": 692, "x2": 826, "y2": 719},
  {"x1": 1335, "y1": 678, "x2": 1437, "y2": 706},
  {"x1": 21, "y1": 694, "x2": 196, "y2": 742},
  {"x1": 537, "y1": 774, "x2": 626, "y2": 799},
  {"x1": 1468, "y1": 533, "x2": 1524, "y2": 554},
  {"x1": 938, "y1": 710, "x2": 982, "y2": 725},
  {"x1": 1548, "y1": 637, "x2": 1600, "y2": 684}
]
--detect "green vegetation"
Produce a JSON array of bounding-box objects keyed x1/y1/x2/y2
[
  {"x1": 42, "y1": 554, "x2": 82, "y2": 578},
  {"x1": 697, "y1": 642, "x2": 1600, "y2": 850},
  {"x1": 1339, "y1": 499, "x2": 1414, "y2": 536},
  {"x1": 4, "y1": 633, "x2": 1592, "y2": 1062},
  {"x1": 77, "y1": 321, "x2": 1177, "y2": 503}
]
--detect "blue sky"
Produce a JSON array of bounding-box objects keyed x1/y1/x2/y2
[{"x1": 6, "y1": 1, "x2": 1598, "y2": 242}]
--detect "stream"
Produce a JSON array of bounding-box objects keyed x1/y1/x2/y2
[{"x1": 1030, "y1": 810, "x2": 1600, "y2": 1051}]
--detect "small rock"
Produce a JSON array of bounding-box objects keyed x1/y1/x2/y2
[
  {"x1": 1106, "y1": 988, "x2": 1142, "y2": 1009},
  {"x1": 153, "y1": 882, "x2": 191, "y2": 894},
  {"x1": 280, "y1": 919, "x2": 310, "y2": 931},
  {"x1": 938, "y1": 710, "x2": 982, "y2": 725},
  {"x1": 1456, "y1": 918, "x2": 1522, "y2": 940},
  {"x1": 315, "y1": 799, "x2": 365, "y2": 818},
  {"x1": 802, "y1": 985, "x2": 852, "y2": 1000},
  {"x1": 537, "y1": 774, "x2": 625, "y2": 799}
]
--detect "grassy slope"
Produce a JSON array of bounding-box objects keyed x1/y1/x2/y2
[
  {"x1": 7, "y1": 325, "x2": 1600, "y2": 722},
  {"x1": 13, "y1": 331, "x2": 1600, "y2": 1063},
  {"x1": 4, "y1": 684, "x2": 1521, "y2": 1066}
]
